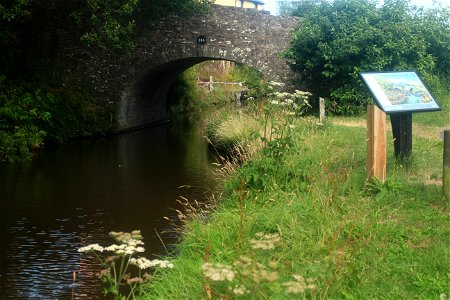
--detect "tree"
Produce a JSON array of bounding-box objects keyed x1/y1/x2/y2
[
  {"x1": 74, "y1": 0, "x2": 214, "y2": 52},
  {"x1": 283, "y1": 0, "x2": 450, "y2": 114},
  {"x1": 0, "y1": 0, "x2": 215, "y2": 162}
]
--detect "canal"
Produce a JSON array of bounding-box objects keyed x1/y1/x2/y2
[{"x1": 0, "y1": 116, "x2": 220, "y2": 298}]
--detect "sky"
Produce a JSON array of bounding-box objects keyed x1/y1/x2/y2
[{"x1": 262, "y1": 0, "x2": 450, "y2": 15}]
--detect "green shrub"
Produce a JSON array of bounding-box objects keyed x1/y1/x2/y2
[
  {"x1": 231, "y1": 64, "x2": 271, "y2": 99},
  {"x1": 0, "y1": 86, "x2": 51, "y2": 162},
  {"x1": 0, "y1": 81, "x2": 113, "y2": 163},
  {"x1": 284, "y1": 0, "x2": 450, "y2": 114}
]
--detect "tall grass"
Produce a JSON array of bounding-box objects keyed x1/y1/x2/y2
[
  {"x1": 140, "y1": 72, "x2": 450, "y2": 298},
  {"x1": 140, "y1": 109, "x2": 448, "y2": 299}
]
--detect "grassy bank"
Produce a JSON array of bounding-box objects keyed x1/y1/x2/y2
[{"x1": 140, "y1": 92, "x2": 449, "y2": 299}]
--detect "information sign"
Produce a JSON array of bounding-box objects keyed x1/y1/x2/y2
[{"x1": 360, "y1": 71, "x2": 441, "y2": 113}]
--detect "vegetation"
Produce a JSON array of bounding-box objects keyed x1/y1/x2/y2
[
  {"x1": 282, "y1": 0, "x2": 450, "y2": 114},
  {"x1": 140, "y1": 88, "x2": 448, "y2": 298},
  {"x1": 0, "y1": 0, "x2": 213, "y2": 163},
  {"x1": 171, "y1": 61, "x2": 270, "y2": 114},
  {"x1": 77, "y1": 230, "x2": 174, "y2": 299},
  {"x1": 0, "y1": 80, "x2": 113, "y2": 163},
  {"x1": 74, "y1": 0, "x2": 213, "y2": 52}
]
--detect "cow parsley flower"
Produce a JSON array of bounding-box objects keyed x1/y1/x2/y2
[
  {"x1": 129, "y1": 257, "x2": 174, "y2": 269},
  {"x1": 78, "y1": 243, "x2": 104, "y2": 253},
  {"x1": 251, "y1": 232, "x2": 281, "y2": 250},
  {"x1": 203, "y1": 263, "x2": 235, "y2": 282}
]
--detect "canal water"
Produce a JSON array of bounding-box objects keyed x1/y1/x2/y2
[{"x1": 0, "y1": 117, "x2": 220, "y2": 299}]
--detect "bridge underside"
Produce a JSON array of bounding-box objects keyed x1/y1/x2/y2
[{"x1": 118, "y1": 58, "x2": 213, "y2": 131}]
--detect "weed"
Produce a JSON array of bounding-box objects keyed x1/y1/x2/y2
[{"x1": 76, "y1": 230, "x2": 173, "y2": 299}]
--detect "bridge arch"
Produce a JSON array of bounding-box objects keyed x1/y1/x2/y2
[
  {"x1": 119, "y1": 46, "x2": 288, "y2": 130},
  {"x1": 116, "y1": 6, "x2": 298, "y2": 130},
  {"x1": 55, "y1": 5, "x2": 298, "y2": 131}
]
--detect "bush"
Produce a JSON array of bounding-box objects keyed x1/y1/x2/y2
[
  {"x1": 0, "y1": 81, "x2": 113, "y2": 163},
  {"x1": 283, "y1": 0, "x2": 450, "y2": 114},
  {"x1": 0, "y1": 85, "x2": 51, "y2": 162}
]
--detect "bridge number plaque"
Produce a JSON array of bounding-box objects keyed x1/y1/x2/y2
[{"x1": 197, "y1": 35, "x2": 207, "y2": 45}]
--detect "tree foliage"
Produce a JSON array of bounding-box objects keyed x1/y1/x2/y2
[
  {"x1": 283, "y1": 0, "x2": 450, "y2": 114},
  {"x1": 72, "y1": 0, "x2": 141, "y2": 52},
  {"x1": 0, "y1": 0, "x2": 31, "y2": 21},
  {"x1": 0, "y1": 0, "x2": 215, "y2": 162},
  {"x1": 74, "y1": 0, "x2": 213, "y2": 52}
]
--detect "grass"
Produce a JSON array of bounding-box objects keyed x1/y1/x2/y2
[
  {"x1": 206, "y1": 110, "x2": 261, "y2": 153},
  {"x1": 139, "y1": 96, "x2": 449, "y2": 299}
]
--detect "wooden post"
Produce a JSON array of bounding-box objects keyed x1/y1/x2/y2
[
  {"x1": 367, "y1": 105, "x2": 387, "y2": 182},
  {"x1": 444, "y1": 129, "x2": 450, "y2": 200},
  {"x1": 319, "y1": 97, "x2": 326, "y2": 124},
  {"x1": 209, "y1": 76, "x2": 214, "y2": 92},
  {"x1": 390, "y1": 113, "x2": 412, "y2": 160}
]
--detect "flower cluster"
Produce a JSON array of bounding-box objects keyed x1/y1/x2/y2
[
  {"x1": 203, "y1": 263, "x2": 235, "y2": 282},
  {"x1": 250, "y1": 232, "x2": 281, "y2": 250},
  {"x1": 78, "y1": 243, "x2": 105, "y2": 253},
  {"x1": 77, "y1": 230, "x2": 174, "y2": 299},
  {"x1": 110, "y1": 230, "x2": 143, "y2": 243},
  {"x1": 232, "y1": 284, "x2": 249, "y2": 295},
  {"x1": 269, "y1": 81, "x2": 285, "y2": 87},
  {"x1": 270, "y1": 90, "x2": 311, "y2": 113},
  {"x1": 234, "y1": 255, "x2": 279, "y2": 283},
  {"x1": 78, "y1": 237, "x2": 145, "y2": 256},
  {"x1": 283, "y1": 274, "x2": 316, "y2": 294},
  {"x1": 130, "y1": 257, "x2": 174, "y2": 269}
]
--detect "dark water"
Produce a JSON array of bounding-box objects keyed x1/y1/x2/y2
[{"x1": 0, "y1": 117, "x2": 219, "y2": 299}]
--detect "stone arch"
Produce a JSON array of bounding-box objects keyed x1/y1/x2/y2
[
  {"x1": 55, "y1": 5, "x2": 298, "y2": 131},
  {"x1": 118, "y1": 55, "x2": 261, "y2": 130}
]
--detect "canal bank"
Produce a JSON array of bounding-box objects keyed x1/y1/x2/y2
[{"x1": 140, "y1": 115, "x2": 448, "y2": 299}]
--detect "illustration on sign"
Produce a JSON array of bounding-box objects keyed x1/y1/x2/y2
[{"x1": 360, "y1": 71, "x2": 441, "y2": 113}]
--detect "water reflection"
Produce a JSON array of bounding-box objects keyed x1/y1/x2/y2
[{"x1": 0, "y1": 117, "x2": 218, "y2": 298}]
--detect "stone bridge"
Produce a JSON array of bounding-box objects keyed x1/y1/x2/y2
[{"x1": 57, "y1": 5, "x2": 298, "y2": 131}]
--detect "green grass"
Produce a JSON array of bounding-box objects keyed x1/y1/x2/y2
[
  {"x1": 414, "y1": 92, "x2": 449, "y2": 128},
  {"x1": 140, "y1": 111, "x2": 448, "y2": 299}
]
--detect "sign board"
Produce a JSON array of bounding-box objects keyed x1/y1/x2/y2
[
  {"x1": 197, "y1": 35, "x2": 207, "y2": 45},
  {"x1": 360, "y1": 71, "x2": 441, "y2": 113}
]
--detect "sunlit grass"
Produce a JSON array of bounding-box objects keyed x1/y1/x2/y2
[{"x1": 140, "y1": 109, "x2": 448, "y2": 299}]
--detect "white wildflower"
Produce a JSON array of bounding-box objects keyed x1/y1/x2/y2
[
  {"x1": 124, "y1": 246, "x2": 137, "y2": 255},
  {"x1": 251, "y1": 232, "x2": 281, "y2": 250},
  {"x1": 233, "y1": 285, "x2": 249, "y2": 295},
  {"x1": 269, "y1": 81, "x2": 285, "y2": 87},
  {"x1": 105, "y1": 244, "x2": 123, "y2": 252},
  {"x1": 127, "y1": 239, "x2": 144, "y2": 247},
  {"x1": 203, "y1": 263, "x2": 235, "y2": 282},
  {"x1": 149, "y1": 259, "x2": 174, "y2": 269},
  {"x1": 110, "y1": 230, "x2": 143, "y2": 243},
  {"x1": 130, "y1": 257, "x2": 174, "y2": 269},
  {"x1": 78, "y1": 243, "x2": 104, "y2": 253},
  {"x1": 284, "y1": 274, "x2": 316, "y2": 294}
]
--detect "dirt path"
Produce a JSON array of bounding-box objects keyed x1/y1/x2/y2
[{"x1": 331, "y1": 119, "x2": 449, "y2": 141}]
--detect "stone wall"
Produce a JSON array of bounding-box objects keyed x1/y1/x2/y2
[{"x1": 53, "y1": 5, "x2": 298, "y2": 131}]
